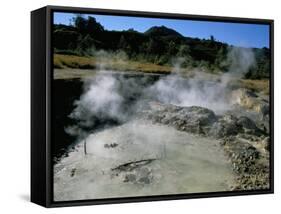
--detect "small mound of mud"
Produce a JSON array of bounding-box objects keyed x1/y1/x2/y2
[
  {"x1": 143, "y1": 102, "x2": 265, "y2": 138},
  {"x1": 144, "y1": 103, "x2": 217, "y2": 135}
]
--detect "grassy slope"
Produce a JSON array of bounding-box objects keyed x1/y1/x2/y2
[
  {"x1": 54, "y1": 54, "x2": 269, "y2": 94},
  {"x1": 54, "y1": 54, "x2": 173, "y2": 74},
  {"x1": 240, "y1": 79, "x2": 270, "y2": 95}
]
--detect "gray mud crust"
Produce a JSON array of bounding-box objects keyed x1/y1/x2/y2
[{"x1": 54, "y1": 121, "x2": 235, "y2": 201}]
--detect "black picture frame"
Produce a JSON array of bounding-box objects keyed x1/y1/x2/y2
[{"x1": 31, "y1": 5, "x2": 274, "y2": 208}]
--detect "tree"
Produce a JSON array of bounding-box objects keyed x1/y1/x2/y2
[
  {"x1": 177, "y1": 44, "x2": 191, "y2": 57},
  {"x1": 147, "y1": 38, "x2": 157, "y2": 53},
  {"x1": 167, "y1": 41, "x2": 177, "y2": 55},
  {"x1": 215, "y1": 46, "x2": 228, "y2": 70},
  {"x1": 76, "y1": 34, "x2": 95, "y2": 55},
  {"x1": 87, "y1": 16, "x2": 104, "y2": 34},
  {"x1": 118, "y1": 35, "x2": 128, "y2": 50},
  {"x1": 73, "y1": 15, "x2": 87, "y2": 34},
  {"x1": 128, "y1": 28, "x2": 137, "y2": 33}
]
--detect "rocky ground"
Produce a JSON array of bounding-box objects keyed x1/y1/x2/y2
[{"x1": 141, "y1": 87, "x2": 270, "y2": 190}]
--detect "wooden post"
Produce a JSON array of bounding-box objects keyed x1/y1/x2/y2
[{"x1": 84, "y1": 140, "x2": 87, "y2": 155}]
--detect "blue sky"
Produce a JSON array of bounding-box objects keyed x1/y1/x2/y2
[{"x1": 54, "y1": 12, "x2": 269, "y2": 48}]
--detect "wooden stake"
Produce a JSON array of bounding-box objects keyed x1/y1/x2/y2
[{"x1": 84, "y1": 140, "x2": 87, "y2": 155}]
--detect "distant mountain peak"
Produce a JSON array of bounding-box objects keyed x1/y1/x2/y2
[{"x1": 144, "y1": 25, "x2": 183, "y2": 37}]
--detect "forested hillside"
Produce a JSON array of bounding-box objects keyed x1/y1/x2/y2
[{"x1": 53, "y1": 15, "x2": 270, "y2": 79}]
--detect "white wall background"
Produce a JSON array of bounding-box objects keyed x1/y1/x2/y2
[{"x1": 0, "y1": 0, "x2": 279, "y2": 212}]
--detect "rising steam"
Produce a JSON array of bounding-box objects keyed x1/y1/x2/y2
[
  {"x1": 69, "y1": 74, "x2": 124, "y2": 125},
  {"x1": 149, "y1": 47, "x2": 256, "y2": 113},
  {"x1": 66, "y1": 47, "x2": 256, "y2": 138}
]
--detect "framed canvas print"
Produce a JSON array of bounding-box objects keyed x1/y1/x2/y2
[{"x1": 31, "y1": 5, "x2": 274, "y2": 207}]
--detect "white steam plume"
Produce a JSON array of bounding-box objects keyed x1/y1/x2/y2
[
  {"x1": 149, "y1": 47, "x2": 256, "y2": 113},
  {"x1": 66, "y1": 47, "x2": 256, "y2": 138}
]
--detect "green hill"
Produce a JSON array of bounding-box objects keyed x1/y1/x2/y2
[{"x1": 53, "y1": 16, "x2": 270, "y2": 79}]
